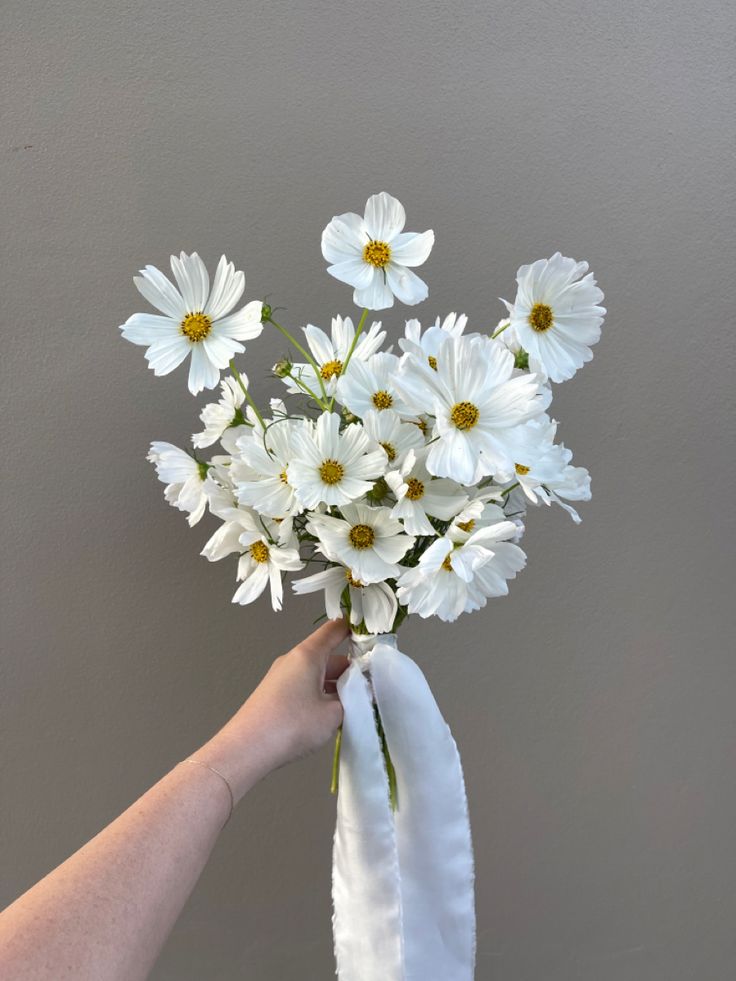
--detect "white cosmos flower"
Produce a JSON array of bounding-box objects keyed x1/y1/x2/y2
[
  {"x1": 232, "y1": 418, "x2": 308, "y2": 518},
  {"x1": 192, "y1": 376, "x2": 246, "y2": 448},
  {"x1": 399, "y1": 312, "x2": 468, "y2": 370},
  {"x1": 503, "y1": 416, "x2": 591, "y2": 523},
  {"x1": 201, "y1": 507, "x2": 303, "y2": 611},
  {"x1": 321, "y1": 192, "x2": 434, "y2": 310},
  {"x1": 398, "y1": 334, "x2": 545, "y2": 485},
  {"x1": 501, "y1": 252, "x2": 606, "y2": 383},
  {"x1": 288, "y1": 412, "x2": 386, "y2": 509},
  {"x1": 283, "y1": 315, "x2": 386, "y2": 396},
  {"x1": 147, "y1": 441, "x2": 210, "y2": 526},
  {"x1": 307, "y1": 503, "x2": 414, "y2": 584},
  {"x1": 292, "y1": 566, "x2": 398, "y2": 634},
  {"x1": 449, "y1": 499, "x2": 524, "y2": 544},
  {"x1": 120, "y1": 252, "x2": 263, "y2": 395},
  {"x1": 385, "y1": 450, "x2": 468, "y2": 536},
  {"x1": 361, "y1": 409, "x2": 425, "y2": 468},
  {"x1": 396, "y1": 520, "x2": 526, "y2": 622},
  {"x1": 336, "y1": 352, "x2": 410, "y2": 418}
]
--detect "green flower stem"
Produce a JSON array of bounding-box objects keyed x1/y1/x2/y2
[
  {"x1": 330, "y1": 700, "x2": 398, "y2": 811},
  {"x1": 329, "y1": 307, "x2": 369, "y2": 411},
  {"x1": 374, "y1": 704, "x2": 398, "y2": 811},
  {"x1": 285, "y1": 370, "x2": 325, "y2": 407},
  {"x1": 268, "y1": 318, "x2": 329, "y2": 405},
  {"x1": 229, "y1": 359, "x2": 266, "y2": 430},
  {"x1": 501, "y1": 481, "x2": 520, "y2": 496},
  {"x1": 330, "y1": 724, "x2": 342, "y2": 795},
  {"x1": 492, "y1": 321, "x2": 511, "y2": 339}
]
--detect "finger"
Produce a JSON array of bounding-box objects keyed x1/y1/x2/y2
[
  {"x1": 298, "y1": 618, "x2": 349, "y2": 673},
  {"x1": 325, "y1": 653, "x2": 350, "y2": 683}
]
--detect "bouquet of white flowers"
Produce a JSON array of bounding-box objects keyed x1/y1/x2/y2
[{"x1": 120, "y1": 192, "x2": 604, "y2": 981}]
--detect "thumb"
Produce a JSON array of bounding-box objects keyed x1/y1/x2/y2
[{"x1": 298, "y1": 618, "x2": 349, "y2": 675}]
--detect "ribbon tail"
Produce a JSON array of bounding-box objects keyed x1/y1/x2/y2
[
  {"x1": 371, "y1": 643, "x2": 476, "y2": 981},
  {"x1": 332, "y1": 661, "x2": 405, "y2": 981}
]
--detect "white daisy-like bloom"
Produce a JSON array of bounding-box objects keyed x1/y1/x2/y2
[
  {"x1": 448, "y1": 498, "x2": 524, "y2": 544},
  {"x1": 396, "y1": 520, "x2": 526, "y2": 622},
  {"x1": 192, "y1": 376, "x2": 247, "y2": 448},
  {"x1": 283, "y1": 315, "x2": 386, "y2": 397},
  {"x1": 120, "y1": 252, "x2": 264, "y2": 395},
  {"x1": 147, "y1": 441, "x2": 210, "y2": 526},
  {"x1": 500, "y1": 252, "x2": 606, "y2": 384},
  {"x1": 399, "y1": 312, "x2": 468, "y2": 371},
  {"x1": 201, "y1": 507, "x2": 303, "y2": 611},
  {"x1": 385, "y1": 450, "x2": 468, "y2": 536},
  {"x1": 321, "y1": 192, "x2": 435, "y2": 310},
  {"x1": 232, "y1": 418, "x2": 308, "y2": 518},
  {"x1": 337, "y1": 352, "x2": 410, "y2": 418},
  {"x1": 361, "y1": 409, "x2": 425, "y2": 468},
  {"x1": 503, "y1": 416, "x2": 591, "y2": 523},
  {"x1": 398, "y1": 334, "x2": 545, "y2": 485},
  {"x1": 292, "y1": 566, "x2": 398, "y2": 634},
  {"x1": 288, "y1": 412, "x2": 386, "y2": 509},
  {"x1": 307, "y1": 503, "x2": 415, "y2": 585},
  {"x1": 202, "y1": 465, "x2": 239, "y2": 520}
]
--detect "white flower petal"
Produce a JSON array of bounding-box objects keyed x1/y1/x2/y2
[
  {"x1": 206, "y1": 256, "x2": 245, "y2": 320},
  {"x1": 120, "y1": 312, "x2": 180, "y2": 345},
  {"x1": 326, "y1": 258, "x2": 376, "y2": 289},
  {"x1": 390, "y1": 230, "x2": 435, "y2": 267},
  {"x1": 187, "y1": 343, "x2": 220, "y2": 395},
  {"x1": 144, "y1": 336, "x2": 191, "y2": 376},
  {"x1": 385, "y1": 264, "x2": 429, "y2": 306},
  {"x1": 353, "y1": 272, "x2": 395, "y2": 311},
  {"x1": 134, "y1": 265, "x2": 186, "y2": 319},
  {"x1": 321, "y1": 212, "x2": 367, "y2": 263},
  {"x1": 215, "y1": 301, "x2": 264, "y2": 341},
  {"x1": 363, "y1": 192, "x2": 406, "y2": 242},
  {"x1": 170, "y1": 252, "x2": 209, "y2": 312}
]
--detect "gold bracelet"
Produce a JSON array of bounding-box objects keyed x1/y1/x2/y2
[{"x1": 179, "y1": 758, "x2": 235, "y2": 825}]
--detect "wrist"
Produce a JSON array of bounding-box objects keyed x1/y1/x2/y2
[{"x1": 194, "y1": 710, "x2": 285, "y2": 804}]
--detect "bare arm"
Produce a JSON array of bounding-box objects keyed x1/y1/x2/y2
[{"x1": 0, "y1": 618, "x2": 349, "y2": 981}]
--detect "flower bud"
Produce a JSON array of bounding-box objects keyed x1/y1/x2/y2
[
  {"x1": 366, "y1": 477, "x2": 389, "y2": 503},
  {"x1": 261, "y1": 302, "x2": 273, "y2": 323},
  {"x1": 272, "y1": 359, "x2": 292, "y2": 378},
  {"x1": 514, "y1": 348, "x2": 529, "y2": 371}
]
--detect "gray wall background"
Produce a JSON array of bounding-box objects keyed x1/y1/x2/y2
[{"x1": 2, "y1": 1, "x2": 735, "y2": 978}]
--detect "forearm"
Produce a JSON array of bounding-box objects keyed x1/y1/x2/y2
[
  {"x1": 0, "y1": 739, "x2": 259, "y2": 981},
  {"x1": 0, "y1": 620, "x2": 347, "y2": 980}
]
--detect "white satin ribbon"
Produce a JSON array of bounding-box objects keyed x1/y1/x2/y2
[{"x1": 332, "y1": 634, "x2": 476, "y2": 981}]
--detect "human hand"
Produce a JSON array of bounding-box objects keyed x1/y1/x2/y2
[{"x1": 198, "y1": 619, "x2": 350, "y2": 801}]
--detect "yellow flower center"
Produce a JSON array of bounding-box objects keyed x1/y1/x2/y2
[
  {"x1": 180, "y1": 311, "x2": 212, "y2": 342},
  {"x1": 441, "y1": 553, "x2": 454, "y2": 572},
  {"x1": 348, "y1": 524, "x2": 375, "y2": 550},
  {"x1": 405, "y1": 477, "x2": 425, "y2": 501},
  {"x1": 427, "y1": 355, "x2": 438, "y2": 371},
  {"x1": 320, "y1": 359, "x2": 343, "y2": 380},
  {"x1": 372, "y1": 390, "x2": 393, "y2": 410},
  {"x1": 319, "y1": 459, "x2": 344, "y2": 485},
  {"x1": 457, "y1": 519, "x2": 475, "y2": 533},
  {"x1": 413, "y1": 418, "x2": 429, "y2": 436},
  {"x1": 345, "y1": 569, "x2": 364, "y2": 588},
  {"x1": 250, "y1": 540, "x2": 270, "y2": 563},
  {"x1": 515, "y1": 463, "x2": 530, "y2": 475},
  {"x1": 450, "y1": 401, "x2": 480, "y2": 431},
  {"x1": 363, "y1": 240, "x2": 392, "y2": 268},
  {"x1": 528, "y1": 302, "x2": 554, "y2": 333},
  {"x1": 380, "y1": 441, "x2": 397, "y2": 462},
  {"x1": 279, "y1": 469, "x2": 289, "y2": 484}
]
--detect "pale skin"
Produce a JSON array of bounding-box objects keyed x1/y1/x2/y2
[{"x1": 0, "y1": 618, "x2": 350, "y2": 981}]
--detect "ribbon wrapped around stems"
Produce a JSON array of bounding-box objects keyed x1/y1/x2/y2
[{"x1": 332, "y1": 632, "x2": 476, "y2": 981}]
